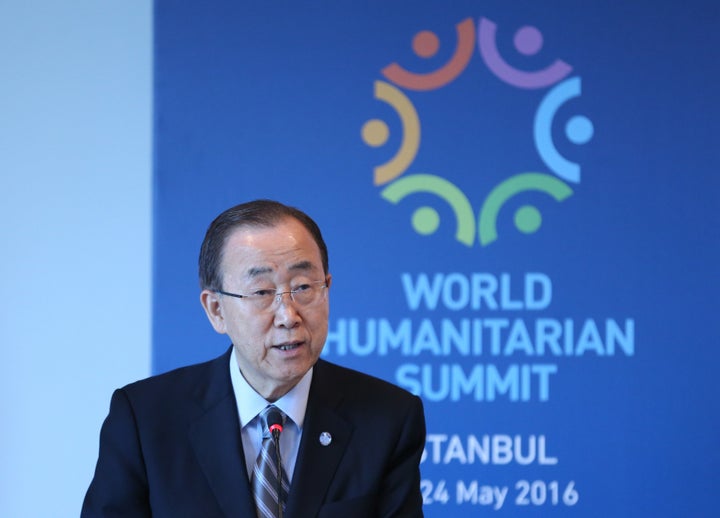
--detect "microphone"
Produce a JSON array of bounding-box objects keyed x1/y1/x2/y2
[
  {"x1": 267, "y1": 408, "x2": 284, "y2": 441},
  {"x1": 266, "y1": 407, "x2": 285, "y2": 518}
]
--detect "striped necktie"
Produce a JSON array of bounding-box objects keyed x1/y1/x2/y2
[{"x1": 252, "y1": 405, "x2": 290, "y2": 518}]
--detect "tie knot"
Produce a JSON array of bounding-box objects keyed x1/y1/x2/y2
[{"x1": 260, "y1": 405, "x2": 285, "y2": 437}]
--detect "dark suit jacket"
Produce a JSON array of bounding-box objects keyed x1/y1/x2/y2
[{"x1": 82, "y1": 347, "x2": 426, "y2": 517}]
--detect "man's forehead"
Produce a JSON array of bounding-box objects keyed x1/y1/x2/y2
[
  {"x1": 221, "y1": 220, "x2": 323, "y2": 278},
  {"x1": 226, "y1": 218, "x2": 310, "y2": 245}
]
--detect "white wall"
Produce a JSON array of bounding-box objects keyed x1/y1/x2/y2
[{"x1": 0, "y1": 2, "x2": 152, "y2": 516}]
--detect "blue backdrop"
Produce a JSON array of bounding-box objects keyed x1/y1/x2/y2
[{"x1": 154, "y1": 1, "x2": 719, "y2": 515}]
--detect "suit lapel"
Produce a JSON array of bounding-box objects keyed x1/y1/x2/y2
[
  {"x1": 187, "y1": 348, "x2": 257, "y2": 518},
  {"x1": 285, "y1": 361, "x2": 354, "y2": 517}
]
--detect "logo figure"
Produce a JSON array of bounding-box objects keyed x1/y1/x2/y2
[{"x1": 362, "y1": 17, "x2": 594, "y2": 247}]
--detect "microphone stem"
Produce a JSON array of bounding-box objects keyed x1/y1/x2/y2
[{"x1": 273, "y1": 434, "x2": 283, "y2": 518}]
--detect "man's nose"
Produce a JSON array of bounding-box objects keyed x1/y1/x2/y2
[{"x1": 272, "y1": 293, "x2": 301, "y2": 327}]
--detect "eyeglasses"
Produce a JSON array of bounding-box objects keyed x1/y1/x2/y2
[{"x1": 216, "y1": 280, "x2": 328, "y2": 312}]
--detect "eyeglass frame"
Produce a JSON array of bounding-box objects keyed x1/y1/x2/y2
[{"x1": 215, "y1": 279, "x2": 329, "y2": 310}]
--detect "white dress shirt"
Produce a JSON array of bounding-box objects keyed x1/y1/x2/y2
[{"x1": 229, "y1": 347, "x2": 312, "y2": 482}]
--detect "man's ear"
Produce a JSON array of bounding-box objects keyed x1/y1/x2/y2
[{"x1": 200, "y1": 290, "x2": 227, "y2": 334}]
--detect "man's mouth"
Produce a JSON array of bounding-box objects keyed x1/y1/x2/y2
[{"x1": 275, "y1": 341, "x2": 302, "y2": 351}]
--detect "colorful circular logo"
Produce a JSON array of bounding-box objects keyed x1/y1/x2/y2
[{"x1": 362, "y1": 17, "x2": 594, "y2": 247}]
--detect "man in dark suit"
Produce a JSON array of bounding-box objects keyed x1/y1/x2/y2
[{"x1": 82, "y1": 200, "x2": 426, "y2": 517}]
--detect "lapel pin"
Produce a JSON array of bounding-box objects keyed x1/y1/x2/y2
[{"x1": 319, "y1": 431, "x2": 332, "y2": 446}]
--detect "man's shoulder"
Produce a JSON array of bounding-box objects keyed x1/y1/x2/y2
[
  {"x1": 311, "y1": 359, "x2": 425, "y2": 433},
  {"x1": 120, "y1": 347, "x2": 231, "y2": 400}
]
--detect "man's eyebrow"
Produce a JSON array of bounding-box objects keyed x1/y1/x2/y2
[
  {"x1": 288, "y1": 260, "x2": 316, "y2": 272},
  {"x1": 245, "y1": 261, "x2": 317, "y2": 278},
  {"x1": 246, "y1": 266, "x2": 274, "y2": 277}
]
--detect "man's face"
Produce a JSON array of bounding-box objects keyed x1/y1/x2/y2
[{"x1": 200, "y1": 217, "x2": 331, "y2": 401}]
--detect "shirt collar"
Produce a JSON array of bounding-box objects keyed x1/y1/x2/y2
[{"x1": 229, "y1": 346, "x2": 312, "y2": 430}]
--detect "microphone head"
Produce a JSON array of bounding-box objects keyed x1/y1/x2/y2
[{"x1": 267, "y1": 408, "x2": 284, "y2": 437}]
